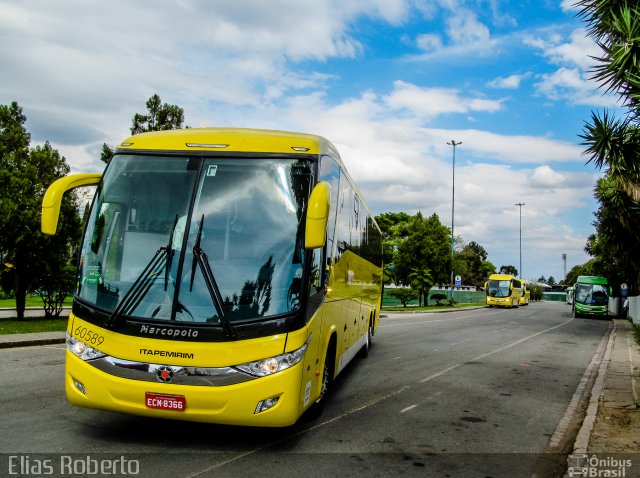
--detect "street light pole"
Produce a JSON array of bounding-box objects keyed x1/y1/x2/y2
[
  {"x1": 515, "y1": 202, "x2": 525, "y2": 278},
  {"x1": 448, "y1": 140, "x2": 462, "y2": 300}
]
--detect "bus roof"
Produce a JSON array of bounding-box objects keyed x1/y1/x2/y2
[
  {"x1": 488, "y1": 274, "x2": 517, "y2": 280},
  {"x1": 116, "y1": 128, "x2": 340, "y2": 157},
  {"x1": 575, "y1": 275, "x2": 608, "y2": 285}
]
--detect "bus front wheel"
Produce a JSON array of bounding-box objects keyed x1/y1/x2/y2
[{"x1": 314, "y1": 340, "x2": 336, "y2": 411}]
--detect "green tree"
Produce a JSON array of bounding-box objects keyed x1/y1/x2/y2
[
  {"x1": 100, "y1": 94, "x2": 186, "y2": 163},
  {"x1": 577, "y1": 0, "x2": 640, "y2": 290},
  {"x1": 382, "y1": 263, "x2": 396, "y2": 286},
  {"x1": 564, "y1": 261, "x2": 596, "y2": 286},
  {"x1": 0, "y1": 102, "x2": 82, "y2": 319},
  {"x1": 37, "y1": 262, "x2": 76, "y2": 318},
  {"x1": 530, "y1": 284, "x2": 544, "y2": 301},
  {"x1": 500, "y1": 265, "x2": 518, "y2": 276},
  {"x1": 375, "y1": 212, "x2": 412, "y2": 268},
  {"x1": 429, "y1": 292, "x2": 448, "y2": 305},
  {"x1": 395, "y1": 212, "x2": 451, "y2": 287},
  {"x1": 408, "y1": 267, "x2": 433, "y2": 306},
  {"x1": 547, "y1": 276, "x2": 557, "y2": 286},
  {"x1": 479, "y1": 260, "x2": 497, "y2": 282},
  {"x1": 387, "y1": 287, "x2": 419, "y2": 307},
  {"x1": 457, "y1": 241, "x2": 493, "y2": 288}
]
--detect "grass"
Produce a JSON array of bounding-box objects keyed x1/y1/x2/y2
[
  {"x1": 382, "y1": 302, "x2": 486, "y2": 312},
  {"x1": 0, "y1": 317, "x2": 68, "y2": 335},
  {"x1": 0, "y1": 296, "x2": 72, "y2": 335},
  {"x1": 0, "y1": 296, "x2": 73, "y2": 308}
]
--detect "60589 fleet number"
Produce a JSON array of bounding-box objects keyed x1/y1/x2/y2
[{"x1": 74, "y1": 326, "x2": 105, "y2": 346}]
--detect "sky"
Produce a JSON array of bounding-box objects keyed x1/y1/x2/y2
[{"x1": 0, "y1": 0, "x2": 621, "y2": 283}]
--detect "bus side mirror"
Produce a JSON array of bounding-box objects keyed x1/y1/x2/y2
[
  {"x1": 41, "y1": 173, "x2": 102, "y2": 235},
  {"x1": 305, "y1": 181, "x2": 330, "y2": 249}
]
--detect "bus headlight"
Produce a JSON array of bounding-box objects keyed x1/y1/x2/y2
[
  {"x1": 235, "y1": 335, "x2": 311, "y2": 377},
  {"x1": 66, "y1": 332, "x2": 106, "y2": 361}
]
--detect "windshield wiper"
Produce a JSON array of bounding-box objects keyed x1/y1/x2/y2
[
  {"x1": 190, "y1": 215, "x2": 236, "y2": 339},
  {"x1": 165, "y1": 214, "x2": 179, "y2": 290},
  {"x1": 105, "y1": 247, "x2": 167, "y2": 327}
]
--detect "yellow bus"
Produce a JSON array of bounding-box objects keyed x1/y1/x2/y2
[
  {"x1": 41, "y1": 128, "x2": 383, "y2": 427},
  {"x1": 519, "y1": 279, "x2": 530, "y2": 306},
  {"x1": 485, "y1": 274, "x2": 522, "y2": 308}
]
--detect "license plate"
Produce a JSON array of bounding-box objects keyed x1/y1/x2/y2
[{"x1": 145, "y1": 392, "x2": 186, "y2": 411}]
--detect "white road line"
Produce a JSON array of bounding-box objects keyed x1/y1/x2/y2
[
  {"x1": 185, "y1": 386, "x2": 411, "y2": 477},
  {"x1": 419, "y1": 317, "x2": 575, "y2": 384},
  {"x1": 187, "y1": 317, "x2": 575, "y2": 476},
  {"x1": 379, "y1": 311, "x2": 503, "y2": 328},
  {"x1": 450, "y1": 338, "x2": 472, "y2": 347},
  {"x1": 399, "y1": 391, "x2": 443, "y2": 414}
]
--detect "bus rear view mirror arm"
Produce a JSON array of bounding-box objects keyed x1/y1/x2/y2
[
  {"x1": 304, "y1": 181, "x2": 330, "y2": 249},
  {"x1": 41, "y1": 173, "x2": 102, "y2": 235}
]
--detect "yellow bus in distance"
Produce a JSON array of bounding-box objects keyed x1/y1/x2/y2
[
  {"x1": 519, "y1": 279, "x2": 530, "y2": 306},
  {"x1": 485, "y1": 274, "x2": 522, "y2": 308},
  {"x1": 41, "y1": 128, "x2": 383, "y2": 427}
]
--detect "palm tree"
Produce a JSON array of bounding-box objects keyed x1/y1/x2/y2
[
  {"x1": 409, "y1": 268, "x2": 433, "y2": 306},
  {"x1": 577, "y1": 0, "x2": 640, "y2": 288}
]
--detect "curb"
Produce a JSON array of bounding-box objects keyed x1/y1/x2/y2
[
  {"x1": 572, "y1": 321, "x2": 616, "y2": 454},
  {"x1": 0, "y1": 337, "x2": 66, "y2": 349},
  {"x1": 380, "y1": 305, "x2": 487, "y2": 318}
]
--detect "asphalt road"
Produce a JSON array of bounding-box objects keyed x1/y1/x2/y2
[{"x1": 0, "y1": 301, "x2": 610, "y2": 477}]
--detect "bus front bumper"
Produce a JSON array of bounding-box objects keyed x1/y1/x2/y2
[
  {"x1": 65, "y1": 351, "x2": 306, "y2": 427},
  {"x1": 487, "y1": 297, "x2": 513, "y2": 307},
  {"x1": 575, "y1": 305, "x2": 608, "y2": 316}
]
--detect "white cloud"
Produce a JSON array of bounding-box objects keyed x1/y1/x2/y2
[
  {"x1": 544, "y1": 29, "x2": 600, "y2": 70},
  {"x1": 384, "y1": 81, "x2": 505, "y2": 118},
  {"x1": 416, "y1": 33, "x2": 443, "y2": 52},
  {"x1": 524, "y1": 28, "x2": 599, "y2": 71},
  {"x1": 522, "y1": 28, "x2": 621, "y2": 107},
  {"x1": 409, "y1": 6, "x2": 500, "y2": 61},
  {"x1": 530, "y1": 165, "x2": 565, "y2": 188},
  {"x1": 0, "y1": 0, "x2": 601, "y2": 281},
  {"x1": 424, "y1": 128, "x2": 583, "y2": 164},
  {"x1": 535, "y1": 67, "x2": 620, "y2": 107},
  {"x1": 561, "y1": 0, "x2": 580, "y2": 12},
  {"x1": 487, "y1": 73, "x2": 531, "y2": 89},
  {"x1": 446, "y1": 10, "x2": 491, "y2": 45}
]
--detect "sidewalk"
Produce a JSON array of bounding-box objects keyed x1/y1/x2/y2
[{"x1": 578, "y1": 318, "x2": 640, "y2": 454}]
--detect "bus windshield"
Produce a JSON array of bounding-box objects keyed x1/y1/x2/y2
[
  {"x1": 78, "y1": 154, "x2": 312, "y2": 325},
  {"x1": 486, "y1": 280, "x2": 511, "y2": 298},
  {"x1": 575, "y1": 283, "x2": 608, "y2": 306}
]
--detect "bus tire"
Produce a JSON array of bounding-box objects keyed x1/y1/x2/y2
[
  {"x1": 309, "y1": 338, "x2": 336, "y2": 418},
  {"x1": 360, "y1": 317, "x2": 374, "y2": 358}
]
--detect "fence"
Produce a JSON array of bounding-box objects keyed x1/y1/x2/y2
[
  {"x1": 383, "y1": 288, "x2": 485, "y2": 307},
  {"x1": 627, "y1": 296, "x2": 640, "y2": 325},
  {"x1": 541, "y1": 292, "x2": 567, "y2": 302}
]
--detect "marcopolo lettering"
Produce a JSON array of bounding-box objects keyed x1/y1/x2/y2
[
  {"x1": 139, "y1": 324, "x2": 199, "y2": 338},
  {"x1": 139, "y1": 348, "x2": 195, "y2": 359}
]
